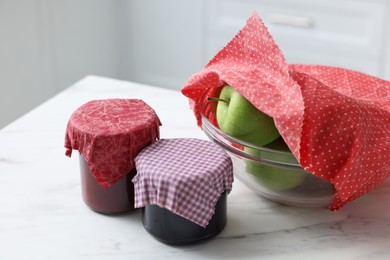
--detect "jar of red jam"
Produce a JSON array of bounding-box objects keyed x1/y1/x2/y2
[
  {"x1": 133, "y1": 138, "x2": 233, "y2": 244},
  {"x1": 65, "y1": 99, "x2": 161, "y2": 214}
]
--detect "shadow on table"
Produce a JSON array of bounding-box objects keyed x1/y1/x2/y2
[{"x1": 165, "y1": 180, "x2": 390, "y2": 258}]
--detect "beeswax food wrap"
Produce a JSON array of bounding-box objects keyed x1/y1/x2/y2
[{"x1": 182, "y1": 12, "x2": 390, "y2": 210}]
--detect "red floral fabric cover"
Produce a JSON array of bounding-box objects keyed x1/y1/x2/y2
[
  {"x1": 181, "y1": 12, "x2": 390, "y2": 210},
  {"x1": 65, "y1": 99, "x2": 161, "y2": 188}
]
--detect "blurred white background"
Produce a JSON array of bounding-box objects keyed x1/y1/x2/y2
[{"x1": 1, "y1": 0, "x2": 389, "y2": 128}]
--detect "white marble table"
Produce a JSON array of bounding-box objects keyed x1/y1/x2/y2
[{"x1": 1, "y1": 76, "x2": 390, "y2": 260}]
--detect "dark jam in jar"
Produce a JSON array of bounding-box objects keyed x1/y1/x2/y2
[
  {"x1": 64, "y1": 99, "x2": 161, "y2": 215},
  {"x1": 142, "y1": 191, "x2": 227, "y2": 244},
  {"x1": 79, "y1": 155, "x2": 137, "y2": 214},
  {"x1": 133, "y1": 138, "x2": 234, "y2": 244}
]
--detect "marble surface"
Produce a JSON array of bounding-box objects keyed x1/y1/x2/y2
[{"x1": 1, "y1": 76, "x2": 390, "y2": 260}]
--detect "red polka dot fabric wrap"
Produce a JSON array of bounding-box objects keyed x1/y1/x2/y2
[
  {"x1": 181, "y1": 12, "x2": 390, "y2": 210},
  {"x1": 133, "y1": 138, "x2": 233, "y2": 227},
  {"x1": 64, "y1": 99, "x2": 161, "y2": 188}
]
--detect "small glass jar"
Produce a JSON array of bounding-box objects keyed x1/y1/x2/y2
[
  {"x1": 65, "y1": 99, "x2": 161, "y2": 214},
  {"x1": 133, "y1": 138, "x2": 233, "y2": 244},
  {"x1": 142, "y1": 191, "x2": 227, "y2": 244},
  {"x1": 79, "y1": 155, "x2": 137, "y2": 214}
]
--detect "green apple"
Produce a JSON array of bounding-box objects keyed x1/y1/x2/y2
[
  {"x1": 244, "y1": 145, "x2": 305, "y2": 191},
  {"x1": 210, "y1": 85, "x2": 280, "y2": 146},
  {"x1": 262, "y1": 137, "x2": 298, "y2": 164}
]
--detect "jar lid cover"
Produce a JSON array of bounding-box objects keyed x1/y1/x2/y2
[
  {"x1": 133, "y1": 138, "x2": 233, "y2": 227},
  {"x1": 64, "y1": 99, "x2": 161, "y2": 188}
]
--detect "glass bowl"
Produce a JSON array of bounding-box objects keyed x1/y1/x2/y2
[{"x1": 200, "y1": 94, "x2": 334, "y2": 207}]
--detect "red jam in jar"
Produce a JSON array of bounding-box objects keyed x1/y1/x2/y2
[
  {"x1": 65, "y1": 99, "x2": 161, "y2": 214},
  {"x1": 79, "y1": 155, "x2": 137, "y2": 214}
]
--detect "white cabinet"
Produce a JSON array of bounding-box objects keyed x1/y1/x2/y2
[
  {"x1": 206, "y1": 0, "x2": 388, "y2": 77},
  {"x1": 121, "y1": 0, "x2": 390, "y2": 91},
  {"x1": 385, "y1": 22, "x2": 390, "y2": 80},
  {"x1": 1, "y1": 0, "x2": 389, "y2": 129}
]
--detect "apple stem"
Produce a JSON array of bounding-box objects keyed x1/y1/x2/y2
[{"x1": 207, "y1": 97, "x2": 229, "y2": 104}]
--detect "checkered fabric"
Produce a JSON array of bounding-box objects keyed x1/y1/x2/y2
[{"x1": 133, "y1": 138, "x2": 233, "y2": 228}]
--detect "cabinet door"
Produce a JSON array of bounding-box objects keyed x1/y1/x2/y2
[
  {"x1": 384, "y1": 18, "x2": 390, "y2": 81},
  {"x1": 206, "y1": 0, "x2": 387, "y2": 77}
]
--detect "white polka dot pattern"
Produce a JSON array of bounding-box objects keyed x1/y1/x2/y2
[
  {"x1": 181, "y1": 12, "x2": 390, "y2": 210},
  {"x1": 291, "y1": 65, "x2": 390, "y2": 210},
  {"x1": 182, "y1": 12, "x2": 304, "y2": 160}
]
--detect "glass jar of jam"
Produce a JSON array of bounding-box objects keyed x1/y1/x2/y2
[
  {"x1": 142, "y1": 191, "x2": 228, "y2": 244},
  {"x1": 79, "y1": 155, "x2": 137, "y2": 214},
  {"x1": 65, "y1": 99, "x2": 161, "y2": 214},
  {"x1": 133, "y1": 138, "x2": 233, "y2": 244}
]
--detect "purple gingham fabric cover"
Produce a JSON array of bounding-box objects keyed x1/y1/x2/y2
[{"x1": 133, "y1": 138, "x2": 233, "y2": 228}]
